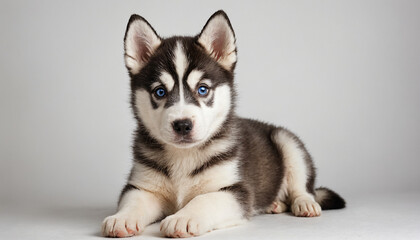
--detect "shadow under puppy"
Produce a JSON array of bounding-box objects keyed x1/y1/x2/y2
[{"x1": 102, "y1": 10, "x2": 345, "y2": 238}]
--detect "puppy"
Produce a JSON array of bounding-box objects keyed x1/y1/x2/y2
[{"x1": 102, "y1": 10, "x2": 345, "y2": 238}]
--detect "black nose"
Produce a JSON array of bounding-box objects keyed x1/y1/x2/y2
[{"x1": 172, "y1": 119, "x2": 193, "y2": 135}]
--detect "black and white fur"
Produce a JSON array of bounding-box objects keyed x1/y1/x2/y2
[{"x1": 102, "y1": 10, "x2": 345, "y2": 238}]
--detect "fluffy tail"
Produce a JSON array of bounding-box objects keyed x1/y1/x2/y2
[{"x1": 314, "y1": 187, "x2": 346, "y2": 210}]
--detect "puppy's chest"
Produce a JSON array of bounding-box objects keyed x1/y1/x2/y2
[
  {"x1": 131, "y1": 145, "x2": 241, "y2": 211},
  {"x1": 160, "y1": 154, "x2": 239, "y2": 210},
  {"x1": 167, "y1": 166, "x2": 202, "y2": 209},
  {"x1": 164, "y1": 154, "x2": 216, "y2": 209}
]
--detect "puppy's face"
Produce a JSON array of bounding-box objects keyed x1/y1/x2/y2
[{"x1": 124, "y1": 12, "x2": 237, "y2": 148}]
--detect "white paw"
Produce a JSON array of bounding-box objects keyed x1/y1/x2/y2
[
  {"x1": 102, "y1": 213, "x2": 143, "y2": 238},
  {"x1": 160, "y1": 214, "x2": 211, "y2": 238},
  {"x1": 265, "y1": 199, "x2": 288, "y2": 214},
  {"x1": 291, "y1": 196, "x2": 322, "y2": 217}
]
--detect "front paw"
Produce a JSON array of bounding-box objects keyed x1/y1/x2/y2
[
  {"x1": 291, "y1": 196, "x2": 322, "y2": 217},
  {"x1": 102, "y1": 213, "x2": 143, "y2": 238},
  {"x1": 160, "y1": 214, "x2": 211, "y2": 238}
]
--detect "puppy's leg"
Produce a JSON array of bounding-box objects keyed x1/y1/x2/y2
[
  {"x1": 160, "y1": 184, "x2": 249, "y2": 238},
  {"x1": 272, "y1": 128, "x2": 321, "y2": 217},
  {"x1": 102, "y1": 184, "x2": 164, "y2": 237}
]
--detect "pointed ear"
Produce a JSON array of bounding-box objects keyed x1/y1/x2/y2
[
  {"x1": 197, "y1": 10, "x2": 237, "y2": 71},
  {"x1": 124, "y1": 14, "x2": 162, "y2": 75}
]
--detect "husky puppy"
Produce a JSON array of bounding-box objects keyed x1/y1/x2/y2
[{"x1": 102, "y1": 10, "x2": 345, "y2": 238}]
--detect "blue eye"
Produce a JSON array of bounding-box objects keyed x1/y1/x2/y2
[
  {"x1": 197, "y1": 86, "x2": 209, "y2": 96},
  {"x1": 154, "y1": 87, "x2": 166, "y2": 98}
]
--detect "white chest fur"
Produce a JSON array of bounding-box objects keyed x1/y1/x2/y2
[{"x1": 129, "y1": 146, "x2": 240, "y2": 212}]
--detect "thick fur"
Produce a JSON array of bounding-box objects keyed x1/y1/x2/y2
[{"x1": 102, "y1": 10, "x2": 345, "y2": 238}]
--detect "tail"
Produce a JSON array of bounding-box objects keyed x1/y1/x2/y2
[{"x1": 314, "y1": 187, "x2": 346, "y2": 210}]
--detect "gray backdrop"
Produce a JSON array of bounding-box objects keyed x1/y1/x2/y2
[{"x1": 1, "y1": 0, "x2": 419, "y2": 208}]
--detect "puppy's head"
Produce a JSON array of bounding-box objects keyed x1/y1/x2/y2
[{"x1": 125, "y1": 11, "x2": 237, "y2": 148}]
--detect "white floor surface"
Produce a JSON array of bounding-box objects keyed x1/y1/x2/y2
[{"x1": 1, "y1": 192, "x2": 419, "y2": 240}]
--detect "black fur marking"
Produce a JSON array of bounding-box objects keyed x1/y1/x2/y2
[
  {"x1": 149, "y1": 94, "x2": 158, "y2": 109},
  {"x1": 316, "y1": 187, "x2": 346, "y2": 210},
  {"x1": 136, "y1": 126, "x2": 165, "y2": 151},
  {"x1": 182, "y1": 84, "x2": 200, "y2": 106},
  {"x1": 219, "y1": 183, "x2": 251, "y2": 218},
  {"x1": 133, "y1": 142, "x2": 169, "y2": 177},
  {"x1": 236, "y1": 118, "x2": 284, "y2": 211},
  {"x1": 134, "y1": 154, "x2": 170, "y2": 177},
  {"x1": 164, "y1": 84, "x2": 180, "y2": 108},
  {"x1": 204, "y1": 90, "x2": 215, "y2": 107},
  {"x1": 190, "y1": 146, "x2": 238, "y2": 176},
  {"x1": 118, "y1": 184, "x2": 140, "y2": 206},
  {"x1": 132, "y1": 127, "x2": 169, "y2": 177}
]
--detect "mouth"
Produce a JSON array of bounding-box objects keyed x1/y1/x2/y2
[
  {"x1": 174, "y1": 137, "x2": 195, "y2": 144},
  {"x1": 170, "y1": 136, "x2": 202, "y2": 148}
]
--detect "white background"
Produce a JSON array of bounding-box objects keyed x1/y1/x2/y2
[{"x1": 1, "y1": 1, "x2": 419, "y2": 238}]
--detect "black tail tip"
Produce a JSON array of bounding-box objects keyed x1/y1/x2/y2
[{"x1": 315, "y1": 187, "x2": 346, "y2": 210}]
